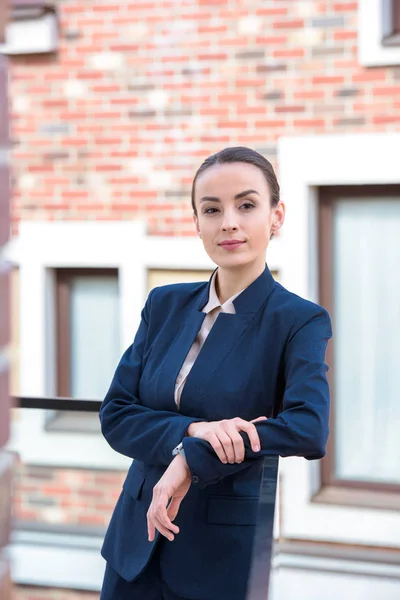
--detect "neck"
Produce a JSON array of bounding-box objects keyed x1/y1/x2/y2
[{"x1": 215, "y1": 257, "x2": 266, "y2": 304}]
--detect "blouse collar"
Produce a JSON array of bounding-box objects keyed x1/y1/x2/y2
[{"x1": 201, "y1": 269, "x2": 247, "y2": 315}]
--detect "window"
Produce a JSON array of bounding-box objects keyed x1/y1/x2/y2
[
  {"x1": 0, "y1": 2, "x2": 58, "y2": 56},
  {"x1": 147, "y1": 268, "x2": 214, "y2": 290},
  {"x1": 6, "y1": 221, "x2": 225, "y2": 468},
  {"x1": 382, "y1": 0, "x2": 400, "y2": 46},
  {"x1": 319, "y1": 185, "x2": 400, "y2": 502},
  {"x1": 358, "y1": 0, "x2": 400, "y2": 66},
  {"x1": 278, "y1": 132, "x2": 400, "y2": 546},
  {"x1": 46, "y1": 269, "x2": 120, "y2": 433}
]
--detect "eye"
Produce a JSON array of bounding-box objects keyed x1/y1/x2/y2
[
  {"x1": 204, "y1": 207, "x2": 219, "y2": 214},
  {"x1": 240, "y1": 202, "x2": 255, "y2": 210}
]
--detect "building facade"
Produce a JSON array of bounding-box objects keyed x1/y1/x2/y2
[{"x1": 3, "y1": 1, "x2": 400, "y2": 598}]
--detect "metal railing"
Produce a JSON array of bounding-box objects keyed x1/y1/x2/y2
[{"x1": 16, "y1": 396, "x2": 102, "y2": 412}]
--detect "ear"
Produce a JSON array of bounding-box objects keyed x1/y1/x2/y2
[{"x1": 272, "y1": 201, "x2": 285, "y2": 233}]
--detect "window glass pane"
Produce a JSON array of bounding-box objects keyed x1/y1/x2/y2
[
  {"x1": 147, "y1": 269, "x2": 214, "y2": 292},
  {"x1": 334, "y1": 197, "x2": 400, "y2": 484},
  {"x1": 70, "y1": 274, "x2": 120, "y2": 400}
]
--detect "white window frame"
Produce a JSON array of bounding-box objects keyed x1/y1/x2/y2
[
  {"x1": 4, "y1": 220, "x2": 282, "y2": 469},
  {"x1": 277, "y1": 132, "x2": 400, "y2": 549},
  {"x1": 0, "y1": 8, "x2": 58, "y2": 56},
  {"x1": 358, "y1": 0, "x2": 400, "y2": 66}
]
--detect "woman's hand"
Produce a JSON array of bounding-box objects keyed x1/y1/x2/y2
[
  {"x1": 147, "y1": 453, "x2": 191, "y2": 543},
  {"x1": 187, "y1": 416, "x2": 267, "y2": 464}
]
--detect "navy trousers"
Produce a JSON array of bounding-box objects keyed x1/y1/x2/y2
[{"x1": 100, "y1": 536, "x2": 191, "y2": 600}]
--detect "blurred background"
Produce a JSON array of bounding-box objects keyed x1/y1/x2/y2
[{"x1": 1, "y1": 0, "x2": 400, "y2": 598}]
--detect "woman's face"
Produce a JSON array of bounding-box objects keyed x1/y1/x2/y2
[{"x1": 193, "y1": 162, "x2": 285, "y2": 269}]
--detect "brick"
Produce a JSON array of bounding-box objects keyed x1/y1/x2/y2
[
  {"x1": 352, "y1": 71, "x2": 387, "y2": 83},
  {"x1": 96, "y1": 164, "x2": 124, "y2": 172},
  {"x1": 372, "y1": 115, "x2": 400, "y2": 124},
  {"x1": 197, "y1": 53, "x2": 228, "y2": 61},
  {"x1": 198, "y1": 25, "x2": 228, "y2": 34},
  {"x1": 256, "y1": 36, "x2": 287, "y2": 45},
  {"x1": 261, "y1": 92, "x2": 284, "y2": 100},
  {"x1": 334, "y1": 30, "x2": 357, "y2": 40},
  {"x1": 275, "y1": 105, "x2": 306, "y2": 113},
  {"x1": 311, "y1": 16, "x2": 346, "y2": 27},
  {"x1": 293, "y1": 119, "x2": 325, "y2": 127},
  {"x1": 235, "y1": 51, "x2": 265, "y2": 60},
  {"x1": 43, "y1": 152, "x2": 70, "y2": 161},
  {"x1": 76, "y1": 71, "x2": 104, "y2": 80},
  {"x1": 312, "y1": 46, "x2": 344, "y2": 56},
  {"x1": 335, "y1": 87, "x2": 360, "y2": 97},
  {"x1": 39, "y1": 124, "x2": 71, "y2": 135},
  {"x1": 273, "y1": 48, "x2": 305, "y2": 58},
  {"x1": 312, "y1": 75, "x2": 345, "y2": 84},
  {"x1": 256, "y1": 64, "x2": 287, "y2": 73},
  {"x1": 63, "y1": 4, "x2": 87, "y2": 13},
  {"x1": 333, "y1": 117, "x2": 366, "y2": 126},
  {"x1": 273, "y1": 19, "x2": 304, "y2": 29},
  {"x1": 254, "y1": 120, "x2": 286, "y2": 128},
  {"x1": 294, "y1": 90, "x2": 325, "y2": 99},
  {"x1": 373, "y1": 86, "x2": 400, "y2": 96},
  {"x1": 333, "y1": 2, "x2": 357, "y2": 10}
]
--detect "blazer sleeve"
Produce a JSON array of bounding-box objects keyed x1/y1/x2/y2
[
  {"x1": 182, "y1": 307, "x2": 332, "y2": 488},
  {"x1": 99, "y1": 288, "x2": 204, "y2": 466}
]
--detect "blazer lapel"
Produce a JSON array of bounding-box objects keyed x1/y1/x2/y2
[
  {"x1": 179, "y1": 311, "x2": 256, "y2": 416},
  {"x1": 156, "y1": 263, "x2": 277, "y2": 415},
  {"x1": 179, "y1": 263, "x2": 278, "y2": 416},
  {"x1": 155, "y1": 308, "x2": 206, "y2": 412}
]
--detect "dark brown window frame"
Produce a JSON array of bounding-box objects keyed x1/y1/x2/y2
[
  {"x1": 10, "y1": 1, "x2": 55, "y2": 18},
  {"x1": 312, "y1": 184, "x2": 400, "y2": 511},
  {"x1": 382, "y1": 0, "x2": 400, "y2": 46},
  {"x1": 46, "y1": 267, "x2": 119, "y2": 433}
]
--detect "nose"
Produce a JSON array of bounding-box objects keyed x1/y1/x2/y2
[{"x1": 221, "y1": 208, "x2": 238, "y2": 232}]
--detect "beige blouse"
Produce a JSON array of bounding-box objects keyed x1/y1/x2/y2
[{"x1": 174, "y1": 270, "x2": 246, "y2": 410}]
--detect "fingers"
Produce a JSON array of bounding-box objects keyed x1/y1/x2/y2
[
  {"x1": 251, "y1": 416, "x2": 268, "y2": 423},
  {"x1": 238, "y1": 419, "x2": 263, "y2": 453},
  {"x1": 153, "y1": 514, "x2": 178, "y2": 542},
  {"x1": 223, "y1": 423, "x2": 246, "y2": 463},
  {"x1": 166, "y1": 497, "x2": 182, "y2": 524},
  {"x1": 147, "y1": 490, "x2": 180, "y2": 542},
  {"x1": 213, "y1": 421, "x2": 250, "y2": 463},
  {"x1": 201, "y1": 417, "x2": 267, "y2": 464},
  {"x1": 208, "y1": 432, "x2": 230, "y2": 464},
  {"x1": 147, "y1": 518, "x2": 156, "y2": 543}
]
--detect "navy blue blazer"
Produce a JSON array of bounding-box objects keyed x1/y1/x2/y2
[{"x1": 99, "y1": 264, "x2": 332, "y2": 600}]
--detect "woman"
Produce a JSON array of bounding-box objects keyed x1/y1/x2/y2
[{"x1": 99, "y1": 146, "x2": 332, "y2": 600}]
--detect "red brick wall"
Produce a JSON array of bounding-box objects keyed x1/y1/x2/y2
[
  {"x1": 8, "y1": 0, "x2": 400, "y2": 597},
  {"x1": 10, "y1": 0, "x2": 400, "y2": 240},
  {"x1": 14, "y1": 461, "x2": 124, "y2": 528}
]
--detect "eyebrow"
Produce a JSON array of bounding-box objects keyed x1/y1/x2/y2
[{"x1": 199, "y1": 189, "x2": 260, "y2": 203}]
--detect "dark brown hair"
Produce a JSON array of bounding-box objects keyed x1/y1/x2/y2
[{"x1": 191, "y1": 146, "x2": 280, "y2": 217}]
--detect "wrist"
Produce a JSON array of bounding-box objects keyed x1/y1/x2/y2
[{"x1": 174, "y1": 451, "x2": 190, "y2": 475}]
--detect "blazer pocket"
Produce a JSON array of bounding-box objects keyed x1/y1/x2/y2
[
  {"x1": 207, "y1": 495, "x2": 259, "y2": 526},
  {"x1": 123, "y1": 464, "x2": 146, "y2": 500}
]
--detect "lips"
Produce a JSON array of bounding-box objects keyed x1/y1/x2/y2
[
  {"x1": 219, "y1": 240, "x2": 246, "y2": 250},
  {"x1": 220, "y1": 240, "x2": 244, "y2": 246},
  {"x1": 219, "y1": 240, "x2": 245, "y2": 246}
]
